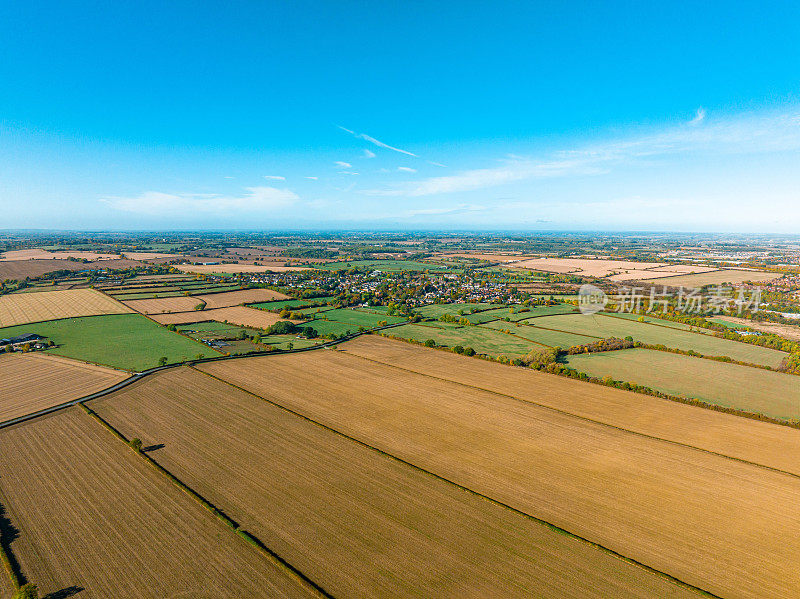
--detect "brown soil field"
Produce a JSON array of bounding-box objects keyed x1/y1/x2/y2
[
  {"x1": 0, "y1": 353, "x2": 128, "y2": 422},
  {"x1": 716, "y1": 316, "x2": 800, "y2": 341},
  {"x1": 0, "y1": 249, "x2": 120, "y2": 261},
  {"x1": 0, "y1": 258, "x2": 142, "y2": 281},
  {"x1": 121, "y1": 295, "x2": 202, "y2": 314},
  {"x1": 0, "y1": 289, "x2": 132, "y2": 327},
  {"x1": 90, "y1": 367, "x2": 702, "y2": 599},
  {"x1": 174, "y1": 263, "x2": 311, "y2": 274},
  {"x1": 150, "y1": 306, "x2": 289, "y2": 328},
  {"x1": 200, "y1": 348, "x2": 800, "y2": 599},
  {"x1": 0, "y1": 409, "x2": 315, "y2": 598},
  {"x1": 193, "y1": 288, "x2": 289, "y2": 309},
  {"x1": 339, "y1": 336, "x2": 800, "y2": 473}
]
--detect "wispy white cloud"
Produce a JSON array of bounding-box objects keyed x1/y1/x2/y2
[
  {"x1": 304, "y1": 176, "x2": 319, "y2": 180},
  {"x1": 363, "y1": 149, "x2": 376, "y2": 158},
  {"x1": 365, "y1": 106, "x2": 800, "y2": 197},
  {"x1": 338, "y1": 126, "x2": 418, "y2": 157},
  {"x1": 103, "y1": 186, "x2": 299, "y2": 215},
  {"x1": 338, "y1": 171, "x2": 359, "y2": 175},
  {"x1": 689, "y1": 107, "x2": 706, "y2": 126},
  {"x1": 223, "y1": 176, "x2": 235, "y2": 179},
  {"x1": 334, "y1": 161, "x2": 352, "y2": 168},
  {"x1": 397, "y1": 166, "x2": 417, "y2": 173},
  {"x1": 263, "y1": 175, "x2": 285, "y2": 180}
]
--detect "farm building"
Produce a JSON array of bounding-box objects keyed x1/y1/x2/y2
[{"x1": 0, "y1": 333, "x2": 48, "y2": 350}]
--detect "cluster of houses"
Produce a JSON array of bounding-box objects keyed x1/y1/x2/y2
[{"x1": 0, "y1": 333, "x2": 48, "y2": 352}]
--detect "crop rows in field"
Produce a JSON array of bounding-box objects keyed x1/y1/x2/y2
[{"x1": 0, "y1": 289, "x2": 131, "y2": 327}]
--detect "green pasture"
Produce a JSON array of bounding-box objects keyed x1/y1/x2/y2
[{"x1": 384, "y1": 322, "x2": 537, "y2": 357}]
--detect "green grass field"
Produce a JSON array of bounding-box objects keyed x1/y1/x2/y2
[
  {"x1": 303, "y1": 320, "x2": 360, "y2": 336},
  {"x1": 385, "y1": 322, "x2": 537, "y2": 357},
  {"x1": 466, "y1": 304, "x2": 577, "y2": 324},
  {"x1": 415, "y1": 302, "x2": 499, "y2": 319},
  {"x1": 603, "y1": 312, "x2": 706, "y2": 332},
  {"x1": 304, "y1": 308, "x2": 407, "y2": 328},
  {"x1": 318, "y1": 260, "x2": 445, "y2": 272},
  {"x1": 481, "y1": 320, "x2": 596, "y2": 348},
  {"x1": 248, "y1": 297, "x2": 335, "y2": 311},
  {"x1": 0, "y1": 314, "x2": 220, "y2": 371},
  {"x1": 565, "y1": 348, "x2": 800, "y2": 421},
  {"x1": 533, "y1": 313, "x2": 787, "y2": 367},
  {"x1": 708, "y1": 317, "x2": 751, "y2": 329}
]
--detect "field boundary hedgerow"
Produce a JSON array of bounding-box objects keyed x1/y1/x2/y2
[
  {"x1": 0, "y1": 498, "x2": 22, "y2": 592},
  {"x1": 193, "y1": 366, "x2": 721, "y2": 599},
  {"x1": 77, "y1": 403, "x2": 334, "y2": 599}
]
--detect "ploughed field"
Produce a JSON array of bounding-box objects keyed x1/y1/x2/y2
[
  {"x1": 0, "y1": 409, "x2": 316, "y2": 599},
  {"x1": 199, "y1": 338, "x2": 800, "y2": 599},
  {"x1": 89, "y1": 367, "x2": 696, "y2": 599},
  {"x1": 565, "y1": 348, "x2": 800, "y2": 421},
  {"x1": 0, "y1": 353, "x2": 128, "y2": 422},
  {"x1": 0, "y1": 289, "x2": 131, "y2": 327}
]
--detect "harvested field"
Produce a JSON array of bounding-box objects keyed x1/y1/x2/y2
[
  {"x1": 0, "y1": 249, "x2": 120, "y2": 261},
  {"x1": 644, "y1": 269, "x2": 781, "y2": 287},
  {"x1": 90, "y1": 367, "x2": 702, "y2": 599},
  {"x1": 193, "y1": 288, "x2": 288, "y2": 309},
  {"x1": 0, "y1": 409, "x2": 316, "y2": 598},
  {"x1": 713, "y1": 316, "x2": 800, "y2": 341},
  {"x1": 565, "y1": 348, "x2": 800, "y2": 421},
  {"x1": 151, "y1": 306, "x2": 290, "y2": 328},
  {"x1": 339, "y1": 336, "x2": 800, "y2": 474},
  {"x1": 121, "y1": 295, "x2": 202, "y2": 314},
  {"x1": 510, "y1": 257, "x2": 721, "y2": 280},
  {"x1": 533, "y1": 313, "x2": 787, "y2": 367},
  {"x1": 121, "y1": 252, "x2": 182, "y2": 261},
  {"x1": 0, "y1": 288, "x2": 131, "y2": 327},
  {"x1": 0, "y1": 314, "x2": 221, "y2": 371},
  {"x1": 437, "y1": 253, "x2": 539, "y2": 262},
  {"x1": 0, "y1": 258, "x2": 142, "y2": 281},
  {"x1": 201, "y1": 347, "x2": 800, "y2": 599},
  {"x1": 0, "y1": 353, "x2": 127, "y2": 423},
  {"x1": 174, "y1": 263, "x2": 309, "y2": 273}
]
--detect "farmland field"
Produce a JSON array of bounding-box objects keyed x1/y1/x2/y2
[
  {"x1": 121, "y1": 295, "x2": 202, "y2": 313},
  {"x1": 415, "y1": 302, "x2": 498, "y2": 318},
  {"x1": 341, "y1": 336, "x2": 800, "y2": 476},
  {"x1": 0, "y1": 258, "x2": 142, "y2": 281},
  {"x1": 0, "y1": 288, "x2": 131, "y2": 327},
  {"x1": 644, "y1": 269, "x2": 781, "y2": 287},
  {"x1": 533, "y1": 313, "x2": 788, "y2": 367},
  {"x1": 0, "y1": 353, "x2": 128, "y2": 422},
  {"x1": 151, "y1": 305, "x2": 289, "y2": 329},
  {"x1": 303, "y1": 307, "x2": 407, "y2": 327},
  {"x1": 192, "y1": 288, "x2": 289, "y2": 309},
  {"x1": 386, "y1": 322, "x2": 537, "y2": 356},
  {"x1": 481, "y1": 319, "x2": 596, "y2": 347},
  {"x1": 249, "y1": 298, "x2": 334, "y2": 311},
  {"x1": 174, "y1": 263, "x2": 309, "y2": 273},
  {"x1": 89, "y1": 367, "x2": 702, "y2": 599},
  {"x1": 565, "y1": 348, "x2": 800, "y2": 421},
  {"x1": 200, "y1": 347, "x2": 800, "y2": 599},
  {"x1": 318, "y1": 259, "x2": 445, "y2": 272},
  {"x1": 463, "y1": 303, "x2": 577, "y2": 323},
  {"x1": 0, "y1": 314, "x2": 220, "y2": 370},
  {"x1": 0, "y1": 409, "x2": 316, "y2": 598}
]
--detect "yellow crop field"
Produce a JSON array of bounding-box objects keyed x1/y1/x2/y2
[
  {"x1": 121, "y1": 295, "x2": 201, "y2": 314},
  {"x1": 193, "y1": 288, "x2": 289, "y2": 309},
  {"x1": 150, "y1": 305, "x2": 289, "y2": 328},
  {"x1": 201, "y1": 345, "x2": 800, "y2": 599},
  {"x1": 0, "y1": 289, "x2": 132, "y2": 327},
  {"x1": 0, "y1": 353, "x2": 128, "y2": 422}
]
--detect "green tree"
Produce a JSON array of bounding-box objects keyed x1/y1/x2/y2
[
  {"x1": 14, "y1": 584, "x2": 38, "y2": 599},
  {"x1": 158, "y1": 356, "x2": 168, "y2": 366},
  {"x1": 424, "y1": 339, "x2": 436, "y2": 347},
  {"x1": 129, "y1": 437, "x2": 143, "y2": 453}
]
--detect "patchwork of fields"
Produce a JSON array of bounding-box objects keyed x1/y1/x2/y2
[
  {"x1": 0, "y1": 314, "x2": 220, "y2": 371},
  {"x1": 565, "y1": 348, "x2": 800, "y2": 421},
  {"x1": 88, "y1": 367, "x2": 694, "y2": 599},
  {"x1": 0, "y1": 409, "x2": 316, "y2": 598},
  {"x1": 200, "y1": 345, "x2": 800, "y2": 599},
  {"x1": 0, "y1": 288, "x2": 131, "y2": 327},
  {"x1": 150, "y1": 305, "x2": 289, "y2": 328}
]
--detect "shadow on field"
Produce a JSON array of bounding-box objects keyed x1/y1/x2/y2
[
  {"x1": 45, "y1": 586, "x2": 84, "y2": 599},
  {"x1": 143, "y1": 443, "x2": 165, "y2": 453},
  {"x1": 0, "y1": 500, "x2": 25, "y2": 585}
]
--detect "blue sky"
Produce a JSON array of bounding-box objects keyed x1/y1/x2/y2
[{"x1": 2, "y1": 1, "x2": 799, "y2": 231}]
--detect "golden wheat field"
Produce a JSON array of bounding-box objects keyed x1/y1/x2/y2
[
  {"x1": 0, "y1": 353, "x2": 128, "y2": 422},
  {"x1": 192, "y1": 288, "x2": 289, "y2": 309},
  {"x1": 200, "y1": 344, "x2": 800, "y2": 599},
  {"x1": 120, "y1": 295, "x2": 202, "y2": 314},
  {"x1": 150, "y1": 305, "x2": 288, "y2": 328},
  {"x1": 0, "y1": 289, "x2": 132, "y2": 327},
  {"x1": 90, "y1": 367, "x2": 704, "y2": 599},
  {"x1": 0, "y1": 409, "x2": 318, "y2": 599}
]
